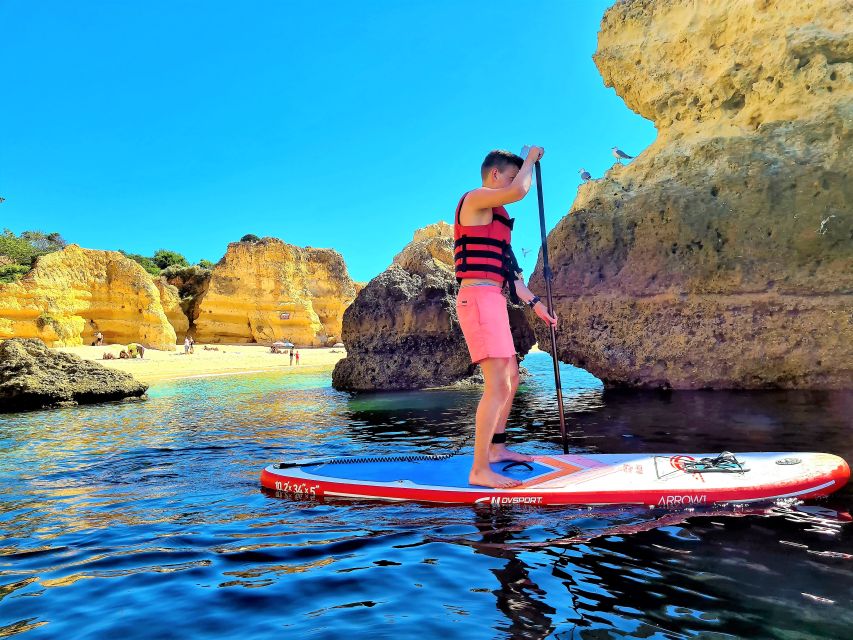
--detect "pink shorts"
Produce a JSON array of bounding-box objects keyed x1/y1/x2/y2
[{"x1": 456, "y1": 284, "x2": 516, "y2": 364}]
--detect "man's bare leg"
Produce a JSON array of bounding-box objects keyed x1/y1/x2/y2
[
  {"x1": 469, "y1": 357, "x2": 521, "y2": 488},
  {"x1": 490, "y1": 358, "x2": 534, "y2": 464}
]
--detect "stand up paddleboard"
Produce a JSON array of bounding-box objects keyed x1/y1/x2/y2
[{"x1": 260, "y1": 451, "x2": 849, "y2": 507}]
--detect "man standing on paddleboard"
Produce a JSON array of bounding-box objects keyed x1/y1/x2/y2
[{"x1": 454, "y1": 147, "x2": 558, "y2": 488}]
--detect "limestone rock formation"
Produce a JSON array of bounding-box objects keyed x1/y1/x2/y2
[
  {"x1": 0, "y1": 246, "x2": 178, "y2": 350},
  {"x1": 0, "y1": 338, "x2": 148, "y2": 412},
  {"x1": 154, "y1": 278, "x2": 190, "y2": 341},
  {"x1": 160, "y1": 265, "x2": 212, "y2": 338},
  {"x1": 530, "y1": 0, "x2": 853, "y2": 389},
  {"x1": 333, "y1": 222, "x2": 535, "y2": 391},
  {"x1": 392, "y1": 221, "x2": 456, "y2": 273},
  {"x1": 193, "y1": 238, "x2": 357, "y2": 346}
]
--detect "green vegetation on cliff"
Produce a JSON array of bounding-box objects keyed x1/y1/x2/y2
[
  {"x1": 0, "y1": 229, "x2": 67, "y2": 282},
  {"x1": 121, "y1": 252, "x2": 161, "y2": 275},
  {"x1": 0, "y1": 229, "x2": 212, "y2": 282},
  {"x1": 153, "y1": 249, "x2": 189, "y2": 269},
  {"x1": 160, "y1": 264, "x2": 210, "y2": 281},
  {"x1": 0, "y1": 264, "x2": 30, "y2": 283},
  {"x1": 122, "y1": 250, "x2": 212, "y2": 276}
]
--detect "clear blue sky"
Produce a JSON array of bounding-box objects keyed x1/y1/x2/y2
[{"x1": 0, "y1": 1, "x2": 655, "y2": 283}]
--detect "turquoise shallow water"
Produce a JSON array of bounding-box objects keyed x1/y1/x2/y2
[{"x1": 1, "y1": 353, "x2": 851, "y2": 639}]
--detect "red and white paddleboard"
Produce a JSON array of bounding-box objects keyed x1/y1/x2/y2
[{"x1": 260, "y1": 451, "x2": 850, "y2": 507}]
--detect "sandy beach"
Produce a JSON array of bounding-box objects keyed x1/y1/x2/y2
[{"x1": 57, "y1": 344, "x2": 347, "y2": 383}]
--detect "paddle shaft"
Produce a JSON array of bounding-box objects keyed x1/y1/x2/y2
[{"x1": 534, "y1": 161, "x2": 568, "y2": 454}]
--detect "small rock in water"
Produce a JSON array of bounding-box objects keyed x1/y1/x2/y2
[{"x1": 0, "y1": 338, "x2": 148, "y2": 412}]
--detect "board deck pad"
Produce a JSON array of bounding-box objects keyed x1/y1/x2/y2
[{"x1": 260, "y1": 452, "x2": 850, "y2": 507}]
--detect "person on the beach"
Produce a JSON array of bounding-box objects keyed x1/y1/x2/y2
[
  {"x1": 184, "y1": 336, "x2": 191, "y2": 354},
  {"x1": 189, "y1": 336, "x2": 195, "y2": 354},
  {"x1": 95, "y1": 331, "x2": 103, "y2": 346},
  {"x1": 454, "y1": 147, "x2": 558, "y2": 489},
  {"x1": 295, "y1": 350, "x2": 300, "y2": 365},
  {"x1": 289, "y1": 349, "x2": 294, "y2": 366},
  {"x1": 127, "y1": 343, "x2": 145, "y2": 359}
]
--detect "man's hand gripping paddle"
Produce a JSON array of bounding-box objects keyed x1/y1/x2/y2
[{"x1": 521, "y1": 145, "x2": 568, "y2": 454}]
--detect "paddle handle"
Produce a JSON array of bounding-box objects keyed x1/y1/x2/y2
[{"x1": 534, "y1": 161, "x2": 568, "y2": 454}]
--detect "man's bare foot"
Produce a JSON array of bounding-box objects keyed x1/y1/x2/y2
[
  {"x1": 469, "y1": 468, "x2": 522, "y2": 488},
  {"x1": 489, "y1": 444, "x2": 534, "y2": 464}
]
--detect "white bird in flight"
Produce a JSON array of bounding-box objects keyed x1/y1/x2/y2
[
  {"x1": 579, "y1": 168, "x2": 592, "y2": 182},
  {"x1": 612, "y1": 147, "x2": 634, "y2": 163}
]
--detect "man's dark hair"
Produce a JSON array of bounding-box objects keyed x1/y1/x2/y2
[{"x1": 481, "y1": 150, "x2": 523, "y2": 181}]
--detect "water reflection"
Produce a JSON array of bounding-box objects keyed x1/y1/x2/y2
[
  {"x1": 0, "y1": 354, "x2": 850, "y2": 639},
  {"x1": 470, "y1": 508, "x2": 559, "y2": 639},
  {"x1": 430, "y1": 501, "x2": 853, "y2": 638}
]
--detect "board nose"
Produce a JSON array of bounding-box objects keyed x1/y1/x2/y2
[{"x1": 831, "y1": 455, "x2": 851, "y2": 488}]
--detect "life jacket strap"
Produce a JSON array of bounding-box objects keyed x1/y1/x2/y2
[
  {"x1": 493, "y1": 216, "x2": 515, "y2": 230},
  {"x1": 504, "y1": 244, "x2": 522, "y2": 304},
  {"x1": 454, "y1": 243, "x2": 523, "y2": 305},
  {"x1": 454, "y1": 193, "x2": 467, "y2": 225},
  {"x1": 460, "y1": 235, "x2": 468, "y2": 268},
  {"x1": 455, "y1": 263, "x2": 506, "y2": 277},
  {"x1": 454, "y1": 249, "x2": 507, "y2": 261},
  {"x1": 454, "y1": 236, "x2": 506, "y2": 249}
]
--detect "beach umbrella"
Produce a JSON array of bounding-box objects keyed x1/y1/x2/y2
[
  {"x1": 282, "y1": 341, "x2": 294, "y2": 347},
  {"x1": 333, "y1": 342, "x2": 345, "y2": 348},
  {"x1": 272, "y1": 341, "x2": 288, "y2": 347}
]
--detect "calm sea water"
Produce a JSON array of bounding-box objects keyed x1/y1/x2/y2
[{"x1": 1, "y1": 353, "x2": 851, "y2": 639}]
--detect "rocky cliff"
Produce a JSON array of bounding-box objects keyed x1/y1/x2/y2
[
  {"x1": 159, "y1": 265, "x2": 212, "y2": 339},
  {"x1": 154, "y1": 278, "x2": 190, "y2": 341},
  {"x1": 530, "y1": 0, "x2": 853, "y2": 389},
  {"x1": 192, "y1": 238, "x2": 357, "y2": 346},
  {"x1": 333, "y1": 222, "x2": 536, "y2": 391},
  {"x1": 0, "y1": 246, "x2": 178, "y2": 350}
]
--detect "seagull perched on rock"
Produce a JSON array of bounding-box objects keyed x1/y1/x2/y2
[
  {"x1": 579, "y1": 168, "x2": 592, "y2": 182},
  {"x1": 612, "y1": 147, "x2": 634, "y2": 163}
]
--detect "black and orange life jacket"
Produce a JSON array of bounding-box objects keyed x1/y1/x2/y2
[{"x1": 453, "y1": 192, "x2": 522, "y2": 303}]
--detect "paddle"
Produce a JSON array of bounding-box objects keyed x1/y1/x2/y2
[{"x1": 521, "y1": 146, "x2": 568, "y2": 454}]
